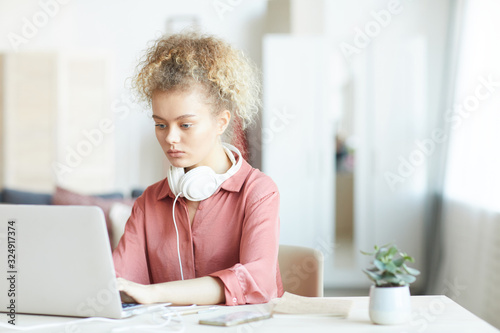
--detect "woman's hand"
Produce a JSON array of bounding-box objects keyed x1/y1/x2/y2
[{"x1": 116, "y1": 277, "x2": 157, "y2": 304}]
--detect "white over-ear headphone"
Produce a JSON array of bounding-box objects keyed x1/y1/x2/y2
[{"x1": 166, "y1": 142, "x2": 242, "y2": 202}]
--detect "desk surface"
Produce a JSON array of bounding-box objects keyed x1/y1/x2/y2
[{"x1": 2, "y1": 296, "x2": 499, "y2": 332}]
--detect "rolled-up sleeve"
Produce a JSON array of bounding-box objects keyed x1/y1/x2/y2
[
  {"x1": 112, "y1": 199, "x2": 151, "y2": 285},
  {"x1": 209, "y1": 190, "x2": 283, "y2": 305}
]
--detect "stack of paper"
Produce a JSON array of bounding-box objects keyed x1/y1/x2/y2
[{"x1": 271, "y1": 292, "x2": 352, "y2": 318}]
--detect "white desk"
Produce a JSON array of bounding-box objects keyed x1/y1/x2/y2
[{"x1": 3, "y1": 296, "x2": 498, "y2": 332}]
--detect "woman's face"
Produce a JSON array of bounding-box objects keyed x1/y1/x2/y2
[{"x1": 152, "y1": 88, "x2": 229, "y2": 171}]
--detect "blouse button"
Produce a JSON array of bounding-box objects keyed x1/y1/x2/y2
[{"x1": 232, "y1": 297, "x2": 237, "y2": 304}]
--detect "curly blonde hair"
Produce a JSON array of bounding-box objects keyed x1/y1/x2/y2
[{"x1": 132, "y1": 31, "x2": 261, "y2": 139}]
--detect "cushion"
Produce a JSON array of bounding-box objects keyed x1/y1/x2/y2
[
  {"x1": 2, "y1": 188, "x2": 52, "y2": 205},
  {"x1": 93, "y1": 192, "x2": 124, "y2": 200},
  {"x1": 51, "y1": 186, "x2": 134, "y2": 246},
  {"x1": 131, "y1": 188, "x2": 145, "y2": 199}
]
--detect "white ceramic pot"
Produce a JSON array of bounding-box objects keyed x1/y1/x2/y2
[{"x1": 369, "y1": 285, "x2": 411, "y2": 325}]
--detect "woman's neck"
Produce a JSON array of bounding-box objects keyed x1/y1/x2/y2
[
  {"x1": 185, "y1": 143, "x2": 233, "y2": 174},
  {"x1": 211, "y1": 144, "x2": 233, "y2": 174}
]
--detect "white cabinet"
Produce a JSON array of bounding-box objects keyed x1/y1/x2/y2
[
  {"x1": 1, "y1": 53, "x2": 58, "y2": 191},
  {"x1": 262, "y1": 35, "x2": 337, "y2": 286},
  {"x1": 0, "y1": 52, "x2": 114, "y2": 193}
]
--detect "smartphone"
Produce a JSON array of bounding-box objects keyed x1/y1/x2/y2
[{"x1": 199, "y1": 311, "x2": 272, "y2": 326}]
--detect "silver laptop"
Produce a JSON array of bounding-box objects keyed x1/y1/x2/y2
[{"x1": 0, "y1": 204, "x2": 166, "y2": 319}]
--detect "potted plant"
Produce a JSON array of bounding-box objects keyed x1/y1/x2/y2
[{"x1": 361, "y1": 244, "x2": 420, "y2": 325}]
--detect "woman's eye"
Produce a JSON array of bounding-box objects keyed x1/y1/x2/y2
[
  {"x1": 181, "y1": 123, "x2": 192, "y2": 129},
  {"x1": 155, "y1": 124, "x2": 166, "y2": 129}
]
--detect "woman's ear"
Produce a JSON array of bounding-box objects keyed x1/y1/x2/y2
[{"x1": 216, "y1": 110, "x2": 231, "y2": 135}]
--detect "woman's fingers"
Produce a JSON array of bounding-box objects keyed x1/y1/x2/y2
[
  {"x1": 116, "y1": 277, "x2": 128, "y2": 291},
  {"x1": 116, "y1": 277, "x2": 155, "y2": 304},
  {"x1": 117, "y1": 277, "x2": 138, "y2": 303},
  {"x1": 119, "y1": 290, "x2": 137, "y2": 303}
]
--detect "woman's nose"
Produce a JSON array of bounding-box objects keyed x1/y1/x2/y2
[{"x1": 165, "y1": 128, "x2": 180, "y2": 145}]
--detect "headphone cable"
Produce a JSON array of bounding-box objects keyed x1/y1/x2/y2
[{"x1": 172, "y1": 192, "x2": 184, "y2": 280}]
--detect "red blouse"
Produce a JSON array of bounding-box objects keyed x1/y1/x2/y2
[{"x1": 112, "y1": 157, "x2": 283, "y2": 305}]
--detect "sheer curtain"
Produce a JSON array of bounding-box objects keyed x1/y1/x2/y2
[{"x1": 435, "y1": 0, "x2": 500, "y2": 328}]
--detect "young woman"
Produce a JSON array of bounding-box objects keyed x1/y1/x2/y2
[{"x1": 112, "y1": 32, "x2": 283, "y2": 306}]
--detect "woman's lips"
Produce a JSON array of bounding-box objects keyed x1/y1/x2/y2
[{"x1": 167, "y1": 149, "x2": 185, "y2": 158}]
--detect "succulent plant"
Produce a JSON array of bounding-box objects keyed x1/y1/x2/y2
[{"x1": 361, "y1": 244, "x2": 420, "y2": 287}]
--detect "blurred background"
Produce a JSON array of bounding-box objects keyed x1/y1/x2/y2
[{"x1": 0, "y1": 0, "x2": 499, "y2": 328}]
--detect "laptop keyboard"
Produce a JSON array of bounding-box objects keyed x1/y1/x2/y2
[{"x1": 122, "y1": 302, "x2": 141, "y2": 309}]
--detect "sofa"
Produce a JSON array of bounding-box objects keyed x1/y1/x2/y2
[{"x1": 0, "y1": 186, "x2": 144, "y2": 248}]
